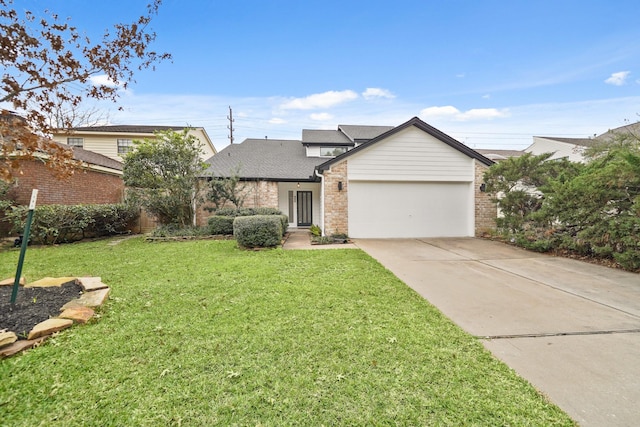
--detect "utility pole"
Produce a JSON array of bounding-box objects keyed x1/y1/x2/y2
[{"x1": 227, "y1": 106, "x2": 235, "y2": 144}]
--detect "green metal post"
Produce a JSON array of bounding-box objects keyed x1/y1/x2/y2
[{"x1": 10, "y1": 189, "x2": 37, "y2": 306}]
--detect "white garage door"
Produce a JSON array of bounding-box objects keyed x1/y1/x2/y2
[{"x1": 348, "y1": 181, "x2": 473, "y2": 238}]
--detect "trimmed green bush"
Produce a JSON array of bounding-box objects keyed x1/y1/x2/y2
[
  {"x1": 208, "y1": 215, "x2": 234, "y2": 235},
  {"x1": 234, "y1": 215, "x2": 283, "y2": 248},
  {"x1": 6, "y1": 203, "x2": 138, "y2": 245},
  {"x1": 214, "y1": 207, "x2": 283, "y2": 217},
  {"x1": 278, "y1": 214, "x2": 289, "y2": 234}
]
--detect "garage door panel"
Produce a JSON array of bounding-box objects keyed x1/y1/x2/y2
[{"x1": 348, "y1": 181, "x2": 472, "y2": 238}]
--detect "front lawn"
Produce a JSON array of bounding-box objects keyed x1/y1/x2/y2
[{"x1": 0, "y1": 238, "x2": 574, "y2": 426}]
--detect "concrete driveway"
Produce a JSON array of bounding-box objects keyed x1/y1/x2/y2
[{"x1": 355, "y1": 237, "x2": 640, "y2": 427}]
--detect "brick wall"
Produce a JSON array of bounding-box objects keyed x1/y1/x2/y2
[
  {"x1": 8, "y1": 160, "x2": 124, "y2": 206},
  {"x1": 242, "y1": 181, "x2": 279, "y2": 209},
  {"x1": 474, "y1": 161, "x2": 497, "y2": 236},
  {"x1": 322, "y1": 161, "x2": 348, "y2": 236}
]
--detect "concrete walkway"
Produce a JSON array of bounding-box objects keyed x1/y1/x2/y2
[
  {"x1": 282, "y1": 229, "x2": 358, "y2": 250},
  {"x1": 354, "y1": 237, "x2": 640, "y2": 427}
]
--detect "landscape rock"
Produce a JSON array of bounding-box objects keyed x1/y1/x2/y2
[
  {"x1": 59, "y1": 306, "x2": 95, "y2": 324},
  {"x1": 0, "y1": 277, "x2": 25, "y2": 286},
  {"x1": 0, "y1": 331, "x2": 18, "y2": 348},
  {"x1": 77, "y1": 277, "x2": 108, "y2": 291},
  {"x1": 26, "y1": 277, "x2": 77, "y2": 288},
  {"x1": 27, "y1": 318, "x2": 73, "y2": 340},
  {"x1": 61, "y1": 287, "x2": 110, "y2": 310},
  {"x1": 0, "y1": 336, "x2": 48, "y2": 358}
]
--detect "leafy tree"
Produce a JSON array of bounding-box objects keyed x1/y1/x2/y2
[
  {"x1": 483, "y1": 152, "x2": 582, "y2": 232},
  {"x1": 484, "y1": 132, "x2": 640, "y2": 270},
  {"x1": 207, "y1": 168, "x2": 248, "y2": 209},
  {"x1": 1, "y1": 0, "x2": 171, "y2": 181},
  {"x1": 540, "y1": 144, "x2": 640, "y2": 268},
  {"x1": 123, "y1": 129, "x2": 207, "y2": 227}
]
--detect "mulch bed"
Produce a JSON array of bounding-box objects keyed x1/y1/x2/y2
[{"x1": 0, "y1": 281, "x2": 82, "y2": 338}]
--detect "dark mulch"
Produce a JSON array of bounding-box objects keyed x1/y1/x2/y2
[{"x1": 0, "y1": 281, "x2": 82, "y2": 338}]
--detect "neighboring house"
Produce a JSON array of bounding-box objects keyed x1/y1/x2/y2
[
  {"x1": 7, "y1": 143, "x2": 124, "y2": 206},
  {"x1": 524, "y1": 136, "x2": 595, "y2": 162},
  {"x1": 51, "y1": 125, "x2": 216, "y2": 162},
  {"x1": 526, "y1": 121, "x2": 640, "y2": 162},
  {"x1": 205, "y1": 116, "x2": 496, "y2": 238},
  {"x1": 475, "y1": 149, "x2": 524, "y2": 162},
  {"x1": 1, "y1": 143, "x2": 125, "y2": 237}
]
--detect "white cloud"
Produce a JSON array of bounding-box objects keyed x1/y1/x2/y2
[
  {"x1": 420, "y1": 106, "x2": 461, "y2": 118},
  {"x1": 605, "y1": 71, "x2": 630, "y2": 86},
  {"x1": 280, "y1": 90, "x2": 358, "y2": 110},
  {"x1": 97, "y1": 90, "x2": 640, "y2": 152},
  {"x1": 89, "y1": 74, "x2": 121, "y2": 88},
  {"x1": 420, "y1": 105, "x2": 509, "y2": 121},
  {"x1": 461, "y1": 108, "x2": 509, "y2": 120},
  {"x1": 310, "y1": 112, "x2": 333, "y2": 121},
  {"x1": 362, "y1": 87, "x2": 395, "y2": 100},
  {"x1": 482, "y1": 94, "x2": 491, "y2": 99}
]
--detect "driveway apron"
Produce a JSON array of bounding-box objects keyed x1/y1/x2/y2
[{"x1": 355, "y1": 237, "x2": 640, "y2": 427}]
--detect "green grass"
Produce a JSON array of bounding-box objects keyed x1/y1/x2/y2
[{"x1": 0, "y1": 238, "x2": 574, "y2": 426}]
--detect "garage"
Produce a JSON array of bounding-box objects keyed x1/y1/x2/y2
[
  {"x1": 348, "y1": 181, "x2": 473, "y2": 238},
  {"x1": 316, "y1": 117, "x2": 495, "y2": 239}
]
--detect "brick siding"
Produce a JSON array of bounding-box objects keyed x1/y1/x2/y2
[
  {"x1": 474, "y1": 161, "x2": 497, "y2": 236},
  {"x1": 322, "y1": 161, "x2": 348, "y2": 236},
  {"x1": 8, "y1": 160, "x2": 123, "y2": 206}
]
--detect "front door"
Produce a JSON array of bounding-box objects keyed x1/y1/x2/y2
[{"x1": 297, "y1": 191, "x2": 312, "y2": 226}]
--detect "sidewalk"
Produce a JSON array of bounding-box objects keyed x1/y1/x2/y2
[{"x1": 282, "y1": 229, "x2": 358, "y2": 250}]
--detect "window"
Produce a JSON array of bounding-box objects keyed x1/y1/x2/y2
[
  {"x1": 67, "y1": 137, "x2": 83, "y2": 148},
  {"x1": 320, "y1": 146, "x2": 347, "y2": 157},
  {"x1": 117, "y1": 139, "x2": 133, "y2": 154}
]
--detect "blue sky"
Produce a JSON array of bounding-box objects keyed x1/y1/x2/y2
[{"x1": 18, "y1": 0, "x2": 640, "y2": 151}]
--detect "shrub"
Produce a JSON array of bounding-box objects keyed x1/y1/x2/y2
[
  {"x1": 613, "y1": 250, "x2": 640, "y2": 271},
  {"x1": 208, "y1": 215, "x2": 234, "y2": 235},
  {"x1": 6, "y1": 203, "x2": 138, "y2": 245},
  {"x1": 213, "y1": 207, "x2": 284, "y2": 217},
  {"x1": 233, "y1": 215, "x2": 283, "y2": 248},
  {"x1": 309, "y1": 224, "x2": 321, "y2": 236},
  {"x1": 253, "y1": 207, "x2": 283, "y2": 216}
]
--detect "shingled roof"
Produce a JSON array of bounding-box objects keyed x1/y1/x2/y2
[
  {"x1": 70, "y1": 145, "x2": 123, "y2": 171},
  {"x1": 301, "y1": 129, "x2": 352, "y2": 145},
  {"x1": 70, "y1": 125, "x2": 193, "y2": 133},
  {"x1": 204, "y1": 139, "x2": 323, "y2": 181},
  {"x1": 595, "y1": 121, "x2": 640, "y2": 142},
  {"x1": 475, "y1": 149, "x2": 525, "y2": 161},
  {"x1": 338, "y1": 125, "x2": 394, "y2": 142},
  {"x1": 317, "y1": 117, "x2": 494, "y2": 172}
]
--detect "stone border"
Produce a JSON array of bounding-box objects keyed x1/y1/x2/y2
[{"x1": 0, "y1": 276, "x2": 109, "y2": 359}]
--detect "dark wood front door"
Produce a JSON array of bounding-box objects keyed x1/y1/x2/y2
[{"x1": 297, "y1": 191, "x2": 312, "y2": 226}]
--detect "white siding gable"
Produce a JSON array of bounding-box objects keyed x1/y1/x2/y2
[{"x1": 346, "y1": 126, "x2": 474, "y2": 182}]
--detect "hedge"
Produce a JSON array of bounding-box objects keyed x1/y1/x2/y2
[
  {"x1": 233, "y1": 215, "x2": 284, "y2": 248},
  {"x1": 209, "y1": 207, "x2": 288, "y2": 238},
  {"x1": 5, "y1": 203, "x2": 139, "y2": 245},
  {"x1": 207, "y1": 215, "x2": 234, "y2": 235},
  {"x1": 213, "y1": 207, "x2": 284, "y2": 217}
]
